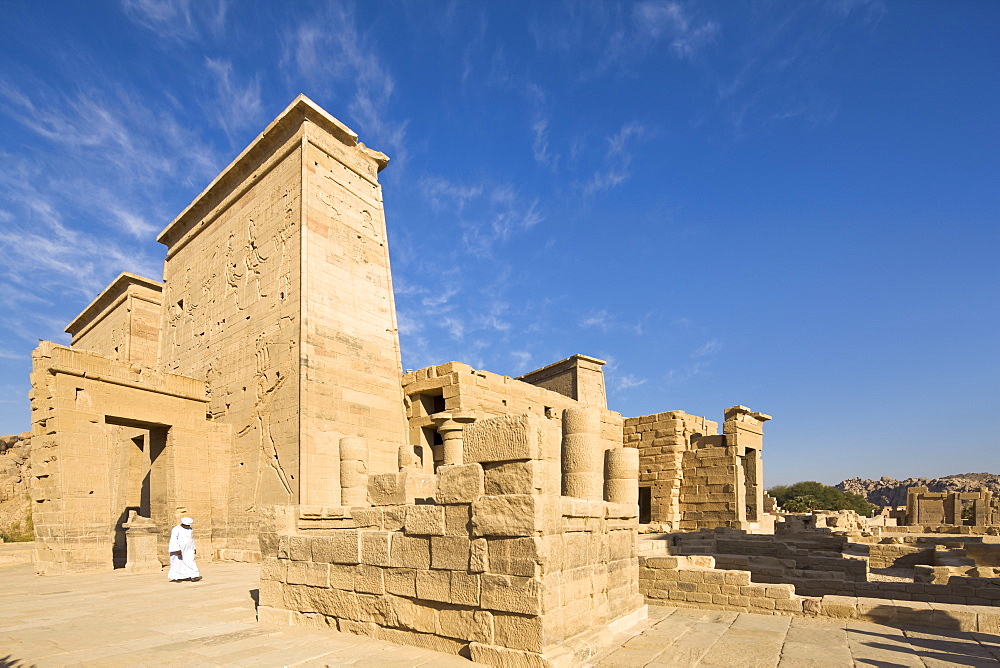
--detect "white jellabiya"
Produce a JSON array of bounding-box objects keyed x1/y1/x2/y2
[{"x1": 167, "y1": 517, "x2": 200, "y2": 581}]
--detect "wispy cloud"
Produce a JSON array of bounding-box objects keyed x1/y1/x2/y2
[
  {"x1": 510, "y1": 351, "x2": 533, "y2": 375},
  {"x1": 0, "y1": 80, "x2": 219, "y2": 188},
  {"x1": 583, "y1": 122, "x2": 650, "y2": 196},
  {"x1": 421, "y1": 287, "x2": 460, "y2": 310},
  {"x1": 580, "y1": 308, "x2": 646, "y2": 335},
  {"x1": 665, "y1": 361, "x2": 709, "y2": 385},
  {"x1": 531, "y1": 1, "x2": 719, "y2": 79},
  {"x1": 524, "y1": 84, "x2": 559, "y2": 170},
  {"x1": 703, "y1": 2, "x2": 883, "y2": 135},
  {"x1": 120, "y1": 0, "x2": 196, "y2": 40},
  {"x1": 615, "y1": 374, "x2": 649, "y2": 391},
  {"x1": 633, "y1": 1, "x2": 720, "y2": 59},
  {"x1": 204, "y1": 57, "x2": 263, "y2": 144},
  {"x1": 581, "y1": 309, "x2": 614, "y2": 331},
  {"x1": 0, "y1": 71, "x2": 222, "y2": 354},
  {"x1": 600, "y1": 355, "x2": 649, "y2": 396},
  {"x1": 120, "y1": 0, "x2": 229, "y2": 42},
  {"x1": 420, "y1": 177, "x2": 484, "y2": 213},
  {"x1": 442, "y1": 317, "x2": 465, "y2": 340},
  {"x1": 692, "y1": 339, "x2": 722, "y2": 358},
  {"x1": 416, "y1": 176, "x2": 544, "y2": 259}
]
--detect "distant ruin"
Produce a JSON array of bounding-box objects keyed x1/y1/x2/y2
[{"x1": 906, "y1": 486, "x2": 999, "y2": 527}]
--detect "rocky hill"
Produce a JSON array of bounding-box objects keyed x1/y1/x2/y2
[
  {"x1": 0, "y1": 432, "x2": 32, "y2": 541},
  {"x1": 837, "y1": 473, "x2": 1000, "y2": 508}
]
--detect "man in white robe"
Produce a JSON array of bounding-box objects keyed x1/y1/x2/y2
[{"x1": 167, "y1": 517, "x2": 201, "y2": 582}]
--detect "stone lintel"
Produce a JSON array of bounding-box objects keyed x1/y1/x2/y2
[{"x1": 724, "y1": 405, "x2": 772, "y2": 423}]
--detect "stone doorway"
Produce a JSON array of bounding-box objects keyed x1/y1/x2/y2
[{"x1": 107, "y1": 417, "x2": 169, "y2": 568}]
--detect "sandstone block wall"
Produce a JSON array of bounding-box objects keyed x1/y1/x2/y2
[
  {"x1": 28, "y1": 342, "x2": 230, "y2": 574},
  {"x1": 669, "y1": 528, "x2": 869, "y2": 597},
  {"x1": 626, "y1": 411, "x2": 716, "y2": 529},
  {"x1": 258, "y1": 413, "x2": 645, "y2": 667},
  {"x1": 867, "y1": 543, "x2": 935, "y2": 569},
  {"x1": 641, "y1": 554, "x2": 802, "y2": 613},
  {"x1": 156, "y1": 118, "x2": 305, "y2": 535},
  {"x1": 154, "y1": 97, "x2": 409, "y2": 548}
]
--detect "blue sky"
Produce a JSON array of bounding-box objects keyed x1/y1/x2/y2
[{"x1": 0, "y1": 1, "x2": 996, "y2": 486}]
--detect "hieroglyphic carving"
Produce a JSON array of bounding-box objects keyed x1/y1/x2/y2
[
  {"x1": 243, "y1": 216, "x2": 269, "y2": 303},
  {"x1": 225, "y1": 233, "x2": 242, "y2": 300},
  {"x1": 233, "y1": 324, "x2": 295, "y2": 508},
  {"x1": 274, "y1": 195, "x2": 296, "y2": 303}
]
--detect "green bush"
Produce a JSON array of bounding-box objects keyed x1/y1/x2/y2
[
  {"x1": 768, "y1": 481, "x2": 875, "y2": 515},
  {"x1": 0, "y1": 502, "x2": 34, "y2": 543}
]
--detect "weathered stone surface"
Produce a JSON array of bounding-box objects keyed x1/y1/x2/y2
[
  {"x1": 464, "y1": 414, "x2": 544, "y2": 464},
  {"x1": 436, "y1": 463, "x2": 485, "y2": 504},
  {"x1": 472, "y1": 495, "x2": 543, "y2": 537},
  {"x1": 481, "y1": 574, "x2": 542, "y2": 615},
  {"x1": 389, "y1": 534, "x2": 431, "y2": 570},
  {"x1": 405, "y1": 505, "x2": 445, "y2": 536}
]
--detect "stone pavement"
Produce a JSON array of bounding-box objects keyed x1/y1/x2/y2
[
  {"x1": 2, "y1": 543, "x2": 999, "y2": 667},
  {"x1": 594, "y1": 606, "x2": 1000, "y2": 668},
  {"x1": 0, "y1": 552, "x2": 480, "y2": 668}
]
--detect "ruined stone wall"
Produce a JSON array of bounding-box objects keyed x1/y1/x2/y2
[
  {"x1": 867, "y1": 543, "x2": 936, "y2": 569},
  {"x1": 627, "y1": 406, "x2": 768, "y2": 531},
  {"x1": 258, "y1": 413, "x2": 645, "y2": 667},
  {"x1": 402, "y1": 362, "x2": 622, "y2": 472},
  {"x1": 906, "y1": 487, "x2": 999, "y2": 526},
  {"x1": 626, "y1": 411, "x2": 717, "y2": 530},
  {"x1": 659, "y1": 528, "x2": 1000, "y2": 605},
  {"x1": 665, "y1": 528, "x2": 869, "y2": 597},
  {"x1": 679, "y1": 441, "x2": 748, "y2": 531},
  {"x1": 639, "y1": 553, "x2": 1000, "y2": 629},
  {"x1": 28, "y1": 342, "x2": 230, "y2": 573},
  {"x1": 641, "y1": 554, "x2": 801, "y2": 613}
]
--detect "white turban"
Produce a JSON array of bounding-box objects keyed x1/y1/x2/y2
[{"x1": 181, "y1": 517, "x2": 193, "y2": 525}]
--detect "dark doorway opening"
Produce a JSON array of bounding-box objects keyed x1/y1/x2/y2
[
  {"x1": 107, "y1": 417, "x2": 169, "y2": 568},
  {"x1": 638, "y1": 486, "x2": 652, "y2": 524}
]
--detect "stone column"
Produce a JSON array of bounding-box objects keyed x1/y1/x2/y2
[
  {"x1": 121, "y1": 510, "x2": 161, "y2": 574},
  {"x1": 974, "y1": 489, "x2": 992, "y2": 526},
  {"x1": 947, "y1": 493, "x2": 962, "y2": 526},
  {"x1": 906, "y1": 487, "x2": 926, "y2": 525},
  {"x1": 437, "y1": 420, "x2": 464, "y2": 466},
  {"x1": 431, "y1": 411, "x2": 477, "y2": 467},
  {"x1": 562, "y1": 407, "x2": 603, "y2": 500},
  {"x1": 605, "y1": 447, "x2": 639, "y2": 504},
  {"x1": 339, "y1": 436, "x2": 369, "y2": 507},
  {"x1": 398, "y1": 444, "x2": 419, "y2": 471}
]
